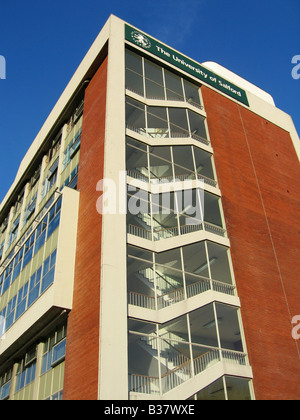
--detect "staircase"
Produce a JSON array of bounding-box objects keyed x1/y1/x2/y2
[
  {"x1": 129, "y1": 340, "x2": 247, "y2": 396},
  {"x1": 130, "y1": 266, "x2": 185, "y2": 309},
  {"x1": 131, "y1": 332, "x2": 192, "y2": 394}
]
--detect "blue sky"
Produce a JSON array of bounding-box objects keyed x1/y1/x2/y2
[{"x1": 0, "y1": 0, "x2": 299, "y2": 203}]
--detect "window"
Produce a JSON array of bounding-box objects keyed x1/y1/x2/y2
[
  {"x1": 8, "y1": 215, "x2": 20, "y2": 248},
  {"x1": 126, "y1": 97, "x2": 146, "y2": 134},
  {"x1": 5, "y1": 296, "x2": 16, "y2": 329},
  {"x1": 126, "y1": 138, "x2": 216, "y2": 186},
  {"x1": 46, "y1": 197, "x2": 62, "y2": 239},
  {"x1": 128, "y1": 303, "x2": 247, "y2": 395},
  {"x1": 16, "y1": 353, "x2": 37, "y2": 393},
  {"x1": 42, "y1": 324, "x2": 67, "y2": 374},
  {"x1": 41, "y1": 249, "x2": 57, "y2": 293},
  {"x1": 127, "y1": 242, "x2": 235, "y2": 311},
  {"x1": 165, "y1": 69, "x2": 184, "y2": 101},
  {"x1": 62, "y1": 128, "x2": 81, "y2": 170},
  {"x1": 127, "y1": 186, "x2": 224, "y2": 242},
  {"x1": 0, "y1": 368, "x2": 12, "y2": 400},
  {"x1": 28, "y1": 267, "x2": 42, "y2": 307},
  {"x1": 125, "y1": 49, "x2": 203, "y2": 109},
  {"x1": 190, "y1": 376, "x2": 252, "y2": 400},
  {"x1": 23, "y1": 192, "x2": 37, "y2": 226},
  {"x1": 34, "y1": 215, "x2": 48, "y2": 255},
  {"x1": 144, "y1": 59, "x2": 165, "y2": 99},
  {"x1": 41, "y1": 159, "x2": 59, "y2": 199},
  {"x1": 45, "y1": 390, "x2": 63, "y2": 401},
  {"x1": 125, "y1": 49, "x2": 144, "y2": 95},
  {"x1": 52, "y1": 338, "x2": 66, "y2": 367},
  {"x1": 15, "y1": 281, "x2": 29, "y2": 320},
  {"x1": 0, "y1": 195, "x2": 61, "y2": 304},
  {"x1": 22, "y1": 232, "x2": 35, "y2": 269},
  {"x1": 125, "y1": 98, "x2": 208, "y2": 144},
  {"x1": 0, "y1": 248, "x2": 57, "y2": 333}
]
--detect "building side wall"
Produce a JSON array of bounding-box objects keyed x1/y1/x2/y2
[
  {"x1": 63, "y1": 56, "x2": 108, "y2": 400},
  {"x1": 201, "y1": 86, "x2": 300, "y2": 400}
]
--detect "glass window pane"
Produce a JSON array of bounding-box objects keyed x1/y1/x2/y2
[
  {"x1": 155, "y1": 264, "x2": 184, "y2": 303},
  {"x1": 128, "y1": 332, "x2": 159, "y2": 394},
  {"x1": 188, "y1": 110, "x2": 207, "y2": 141},
  {"x1": 149, "y1": 145, "x2": 171, "y2": 162},
  {"x1": 182, "y1": 242, "x2": 208, "y2": 277},
  {"x1": 159, "y1": 314, "x2": 189, "y2": 342},
  {"x1": 155, "y1": 247, "x2": 182, "y2": 271},
  {"x1": 147, "y1": 107, "x2": 168, "y2": 138},
  {"x1": 127, "y1": 191, "x2": 152, "y2": 240},
  {"x1": 149, "y1": 154, "x2": 173, "y2": 182},
  {"x1": 176, "y1": 189, "x2": 202, "y2": 226},
  {"x1": 128, "y1": 318, "x2": 156, "y2": 335},
  {"x1": 172, "y1": 145, "x2": 195, "y2": 179},
  {"x1": 159, "y1": 338, "x2": 191, "y2": 393},
  {"x1": 126, "y1": 69, "x2": 144, "y2": 96},
  {"x1": 126, "y1": 98, "x2": 146, "y2": 133},
  {"x1": 192, "y1": 343, "x2": 220, "y2": 376},
  {"x1": 215, "y1": 303, "x2": 243, "y2": 351},
  {"x1": 52, "y1": 339, "x2": 66, "y2": 365},
  {"x1": 41, "y1": 267, "x2": 55, "y2": 293},
  {"x1": 189, "y1": 304, "x2": 218, "y2": 347},
  {"x1": 225, "y1": 376, "x2": 252, "y2": 400},
  {"x1": 185, "y1": 272, "x2": 211, "y2": 299},
  {"x1": 206, "y1": 242, "x2": 232, "y2": 284},
  {"x1": 151, "y1": 192, "x2": 179, "y2": 240},
  {"x1": 195, "y1": 377, "x2": 225, "y2": 400},
  {"x1": 204, "y1": 192, "x2": 222, "y2": 227},
  {"x1": 125, "y1": 50, "x2": 144, "y2": 96},
  {"x1": 144, "y1": 59, "x2": 164, "y2": 99},
  {"x1": 152, "y1": 214, "x2": 179, "y2": 241},
  {"x1": 127, "y1": 256, "x2": 155, "y2": 308},
  {"x1": 168, "y1": 108, "x2": 189, "y2": 137},
  {"x1": 165, "y1": 70, "x2": 184, "y2": 101},
  {"x1": 184, "y1": 80, "x2": 201, "y2": 107},
  {"x1": 126, "y1": 137, "x2": 147, "y2": 151},
  {"x1": 127, "y1": 245, "x2": 152, "y2": 262},
  {"x1": 125, "y1": 50, "x2": 143, "y2": 75},
  {"x1": 193, "y1": 147, "x2": 214, "y2": 180},
  {"x1": 126, "y1": 142, "x2": 148, "y2": 181}
]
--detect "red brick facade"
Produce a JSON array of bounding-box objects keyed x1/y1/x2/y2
[
  {"x1": 63, "y1": 56, "x2": 108, "y2": 400},
  {"x1": 202, "y1": 86, "x2": 300, "y2": 400}
]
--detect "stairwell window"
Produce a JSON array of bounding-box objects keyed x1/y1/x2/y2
[
  {"x1": 127, "y1": 242, "x2": 236, "y2": 312},
  {"x1": 128, "y1": 303, "x2": 247, "y2": 395},
  {"x1": 126, "y1": 98, "x2": 208, "y2": 144},
  {"x1": 125, "y1": 49, "x2": 203, "y2": 109},
  {"x1": 126, "y1": 138, "x2": 216, "y2": 187}
]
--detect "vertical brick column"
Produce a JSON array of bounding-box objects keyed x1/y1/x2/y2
[
  {"x1": 63, "y1": 57, "x2": 108, "y2": 400},
  {"x1": 202, "y1": 86, "x2": 300, "y2": 400}
]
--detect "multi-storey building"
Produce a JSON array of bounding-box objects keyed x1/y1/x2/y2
[{"x1": 0, "y1": 15, "x2": 299, "y2": 400}]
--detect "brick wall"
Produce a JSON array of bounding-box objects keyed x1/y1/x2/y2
[
  {"x1": 202, "y1": 86, "x2": 300, "y2": 400},
  {"x1": 63, "y1": 56, "x2": 108, "y2": 400}
]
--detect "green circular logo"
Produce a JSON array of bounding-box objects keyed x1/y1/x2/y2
[{"x1": 131, "y1": 31, "x2": 151, "y2": 49}]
